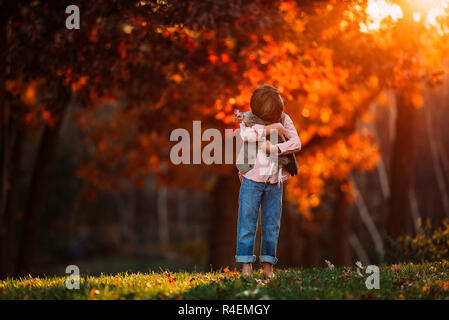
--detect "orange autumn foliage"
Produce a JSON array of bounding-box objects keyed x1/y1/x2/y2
[{"x1": 66, "y1": 1, "x2": 449, "y2": 217}]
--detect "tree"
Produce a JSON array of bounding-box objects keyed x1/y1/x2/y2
[
  {"x1": 4, "y1": 0, "x2": 449, "y2": 276},
  {"x1": 1, "y1": 0, "x2": 287, "y2": 276}
]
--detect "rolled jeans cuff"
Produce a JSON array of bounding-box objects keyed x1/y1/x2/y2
[
  {"x1": 235, "y1": 255, "x2": 256, "y2": 263},
  {"x1": 259, "y1": 255, "x2": 278, "y2": 265}
]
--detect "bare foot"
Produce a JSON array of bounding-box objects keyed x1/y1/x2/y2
[
  {"x1": 241, "y1": 263, "x2": 253, "y2": 277},
  {"x1": 263, "y1": 262, "x2": 275, "y2": 278}
]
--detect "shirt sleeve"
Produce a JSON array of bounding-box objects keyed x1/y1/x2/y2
[
  {"x1": 277, "y1": 114, "x2": 301, "y2": 155},
  {"x1": 239, "y1": 122, "x2": 266, "y2": 143}
]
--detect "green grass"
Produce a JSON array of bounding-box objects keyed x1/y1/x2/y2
[
  {"x1": 1, "y1": 261, "x2": 449, "y2": 300},
  {"x1": 44, "y1": 257, "x2": 205, "y2": 276}
]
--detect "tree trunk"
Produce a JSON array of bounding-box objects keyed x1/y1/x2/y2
[
  {"x1": 157, "y1": 187, "x2": 169, "y2": 248},
  {"x1": 352, "y1": 177, "x2": 385, "y2": 259},
  {"x1": 349, "y1": 234, "x2": 370, "y2": 265},
  {"x1": 332, "y1": 182, "x2": 351, "y2": 266},
  {"x1": 0, "y1": 117, "x2": 15, "y2": 278},
  {"x1": 301, "y1": 220, "x2": 321, "y2": 267},
  {"x1": 424, "y1": 104, "x2": 449, "y2": 217},
  {"x1": 0, "y1": 0, "x2": 13, "y2": 223},
  {"x1": 0, "y1": 105, "x2": 12, "y2": 222},
  {"x1": 17, "y1": 88, "x2": 70, "y2": 276},
  {"x1": 280, "y1": 196, "x2": 302, "y2": 266},
  {"x1": 177, "y1": 189, "x2": 188, "y2": 239},
  {"x1": 409, "y1": 187, "x2": 421, "y2": 233},
  {"x1": 209, "y1": 172, "x2": 239, "y2": 270},
  {"x1": 387, "y1": 90, "x2": 416, "y2": 238},
  {"x1": 0, "y1": 126, "x2": 24, "y2": 278}
]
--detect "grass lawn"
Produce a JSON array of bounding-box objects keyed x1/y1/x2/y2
[{"x1": 1, "y1": 261, "x2": 449, "y2": 300}]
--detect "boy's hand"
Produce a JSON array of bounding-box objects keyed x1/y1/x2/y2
[
  {"x1": 265, "y1": 123, "x2": 286, "y2": 141},
  {"x1": 238, "y1": 172, "x2": 243, "y2": 183},
  {"x1": 265, "y1": 140, "x2": 280, "y2": 155}
]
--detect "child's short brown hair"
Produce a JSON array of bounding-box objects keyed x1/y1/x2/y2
[{"x1": 250, "y1": 84, "x2": 284, "y2": 123}]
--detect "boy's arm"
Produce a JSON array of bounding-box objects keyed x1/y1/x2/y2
[
  {"x1": 264, "y1": 123, "x2": 287, "y2": 141},
  {"x1": 276, "y1": 114, "x2": 301, "y2": 155},
  {"x1": 239, "y1": 122, "x2": 266, "y2": 142}
]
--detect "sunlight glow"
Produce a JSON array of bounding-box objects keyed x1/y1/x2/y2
[
  {"x1": 360, "y1": 0, "x2": 403, "y2": 33},
  {"x1": 358, "y1": 0, "x2": 449, "y2": 34},
  {"x1": 413, "y1": 12, "x2": 422, "y2": 22},
  {"x1": 411, "y1": 0, "x2": 449, "y2": 34}
]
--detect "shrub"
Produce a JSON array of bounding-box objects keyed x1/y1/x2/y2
[{"x1": 386, "y1": 219, "x2": 449, "y2": 263}]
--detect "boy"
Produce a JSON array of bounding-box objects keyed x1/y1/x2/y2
[{"x1": 235, "y1": 84, "x2": 301, "y2": 278}]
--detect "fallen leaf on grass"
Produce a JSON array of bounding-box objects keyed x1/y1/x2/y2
[
  {"x1": 444, "y1": 281, "x2": 449, "y2": 290},
  {"x1": 418, "y1": 269, "x2": 426, "y2": 277},
  {"x1": 325, "y1": 260, "x2": 335, "y2": 271},
  {"x1": 359, "y1": 292, "x2": 377, "y2": 299},
  {"x1": 88, "y1": 288, "x2": 99, "y2": 300},
  {"x1": 255, "y1": 278, "x2": 267, "y2": 286},
  {"x1": 223, "y1": 267, "x2": 239, "y2": 276},
  {"x1": 163, "y1": 271, "x2": 176, "y2": 283},
  {"x1": 190, "y1": 273, "x2": 214, "y2": 282},
  {"x1": 230, "y1": 269, "x2": 239, "y2": 276},
  {"x1": 391, "y1": 264, "x2": 401, "y2": 272},
  {"x1": 394, "y1": 279, "x2": 416, "y2": 290},
  {"x1": 342, "y1": 267, "x2": 354, "y2": 279},
  {"x1": 237, "y1": 287, "x2": 260, "y2": 297}
]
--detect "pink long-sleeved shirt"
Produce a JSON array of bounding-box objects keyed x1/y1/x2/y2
[{"x1": 239, "y1": 113, "x2": 301, "y2": 184}]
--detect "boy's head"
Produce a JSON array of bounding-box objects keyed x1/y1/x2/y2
[{"x1": 250, "y1": 84, "x2": 284, "y2": 122}]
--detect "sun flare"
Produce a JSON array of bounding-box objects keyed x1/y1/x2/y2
[
  {"x1": 360, "y1": 0, "x2": 403, "y2": 33},
  {"x1": 357, "y1": 0, "x2": 449, "y2": 34}
]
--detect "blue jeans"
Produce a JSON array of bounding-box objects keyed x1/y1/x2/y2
[{"x1": 235, "y1": 177, "x2": 283, "y2": 265}]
